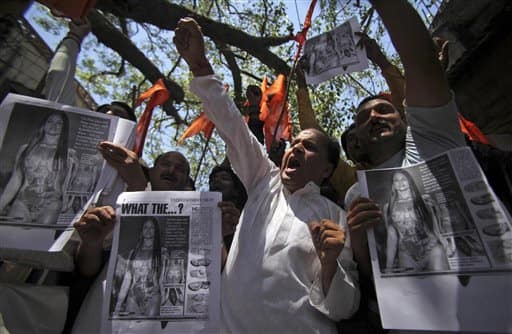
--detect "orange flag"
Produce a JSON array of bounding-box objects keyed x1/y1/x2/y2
[
  {"x1": 259, "y1": 75, "x2": 291, "y2": 151},
  {"x1": 38, "y1": 0, "x2": 97, "y2": 19},
  {"x1": 133, "y1": 78, "x2": 170, "y2": 157},
  {"x1": 293, "y1": 0, "x2": 317, "y2": 60},
  {"x1": 458, "y1": 113, "x2": 493, "y2": 146},
  {"x1": 178, "y1": 113, "x2": 215, "y2": 144},
  {"x1": 177, "y1": 85, "x2": 233, "y2": 144}
]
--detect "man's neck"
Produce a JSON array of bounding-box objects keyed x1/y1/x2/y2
[{"x1": 367, "y1": 142, "x2": 404, "y2": 167}]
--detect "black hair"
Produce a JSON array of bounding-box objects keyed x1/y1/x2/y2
[
  {"x1": 209, "y1": 165, "x2": 248, "y2": 210},
  {"x1": 356, "y1": 94, "x2": 393, "y2": 111},
  {"x1": 300, "y1": 128, "x2": 340, "y2": 180},
  {"x1": 21, "y1": 111, "x2": 69, "y2": 173},
  {"x1": 129, "y1": 217, "x2": 162, "y2": 282},
  {"x1": 341, "y1": 123, "x2": 356, "y2": 160},
  {"x1": 355, "y1": 93, "x2": 404, "y2": 120},
  {"x1": 96, "y1": 101, "x2": 137, "y2": 122}
]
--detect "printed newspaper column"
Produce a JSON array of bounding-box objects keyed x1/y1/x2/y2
[
  {"x1": 103, "y1": 191, "x2": 222, "y2": 334},
  {"x1": 358, "y1": 147, "x2": 512, "y2": 333}
]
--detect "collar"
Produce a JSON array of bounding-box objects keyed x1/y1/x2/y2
[
  {"x1": 283, "y1": 181, "x2": 321, "y2": 197},
  {"x1": 377, "y1": 149, "x2": 405, "y2": 169}
]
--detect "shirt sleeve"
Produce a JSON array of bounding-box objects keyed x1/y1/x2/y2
[
  {"x1": 190, "y1": 75, "x2": 274, "y2": 190},
  {"x1": 308, "y1": 210, "x2": 360, "y2": 321},
  {"x1": 43, "y1": 36, "x2": 79, "y2": 105},
  {"x1": 405, "y1": 95, "x2": 466, "y2": 164}
]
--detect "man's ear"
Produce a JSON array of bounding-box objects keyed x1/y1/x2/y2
[{"x1": 322, "y1": 163, "x2": 335, "y2": 182}]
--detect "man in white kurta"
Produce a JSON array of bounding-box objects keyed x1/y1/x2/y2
[{"x1": 175, "y1": 18, "x2": 360, "y2": 334}]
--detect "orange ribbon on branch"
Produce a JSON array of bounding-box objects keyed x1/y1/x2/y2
[
  {"x1": 259, "y1": 75, "x2": 291, "y2": 151},
  {"x1": 293, "y1": 0, "x2": 317, "y2": 60},
  {"x1": 37, "y1": 0, "x2": 97, "y2": 20},
  {"x1": 133, "y1": 78, "x2": 170, "y2": 157},
  {"x1": 178, "y1": 113, "x2": 215, "y2": 144},
  {"x1": 178, "y1": 85, "x2": 233, "y2": 144}
]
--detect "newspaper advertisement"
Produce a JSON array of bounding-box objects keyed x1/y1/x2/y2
[
  {"x1": 0, "y1": 93, "x2": 120, "y2": 226},
  {"x1": 0, "y1": 93, "x2": 135, "y2": 269},
  {"x1": 303, "y1": 17, "x2": 368, "y2": 85},
  {"x1": 102, "y1": 191, "x2": 222, "y2": 334},
  {"x1": 359, "y1": 147, "x2": 512, "y2": 332}
]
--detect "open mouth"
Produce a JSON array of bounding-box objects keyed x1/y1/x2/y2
[
  {"x1": 285, "y1": 157, "x2": 301, "y2": 173},
  {"x1": 161, "y1": 174, "x2": 177, "y2": 182},
  {"x1": 370, "y1": 120, "x2": 391, "y2": 136}
]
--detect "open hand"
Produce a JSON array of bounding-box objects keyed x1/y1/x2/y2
[{"x1": 97, "y1": 141, "x2": 147, "y2": 190}]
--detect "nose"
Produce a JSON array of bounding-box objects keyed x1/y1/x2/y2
[
  {"x1": 369, "y1": 108, "x2": 381, "y2": 120},
  {"x1": 291, "y1": 142, "x2": 304, "y2": 153}
]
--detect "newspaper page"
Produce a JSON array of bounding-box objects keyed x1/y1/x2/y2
[
  {"x1": 303, "y1": 17, "x2": 368, "y2": 85},
  {"x1": 359, "y1": 147, "x2": 512, "y2": 332},
  {"x1": 102, "y1": 191, "x2": 222, "y2": 334},
  {"x1": 0, "y1": 93, "x2": 135, "y2": 268}
]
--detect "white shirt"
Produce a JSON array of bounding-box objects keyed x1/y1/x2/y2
[
  {"x1": 43, "y1": 36, "x2": 79, "y2": 105},
  {"x1": 191, "y1": 75, "x2": 360, "y2": 334}
]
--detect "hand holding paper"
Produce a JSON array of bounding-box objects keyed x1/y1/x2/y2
[
  {"x1": 347, "y1": 196, "x2": 382, "y2": 277},
  {"x1": 74, "y1": 206, "x2": 116, "y2": 247}
]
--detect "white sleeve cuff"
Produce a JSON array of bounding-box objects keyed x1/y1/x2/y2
[{"x1": 309, "y1": 257, "x2": 360, "y2": 321}]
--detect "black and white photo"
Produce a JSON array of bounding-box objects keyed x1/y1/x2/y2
[{"x1": 303, "y1": 17, "x2": 368, "y2": 85}]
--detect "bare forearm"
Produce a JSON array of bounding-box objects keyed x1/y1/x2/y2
[
  {"x1": 370, "y1": 0, "x2": 450, "y2": 106},
  {"x1": 76, "y1": 242, "x2": 104, "y2": 277},
  {"x1": 190, "y1": 58, "x2": 214, "y2": 77},
  {"x1": 321, "y1": 261, "x2": 338, "y2": 295}
]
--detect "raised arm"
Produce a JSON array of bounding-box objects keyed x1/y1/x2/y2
[
  {"x1": 356, "y1": 32, "x2": 406, "y2": 110},
  {"x1": 174, "y1": 18, "x2": 273, "y2": 190},
  {"x1": 369, "y1": 0, "x2": 450, "y2": 107},
  {"x1": 43, "y1": 20, "x2": 90, "y2": 105},
  {"x1": 295, "y1": 66, "x2": 321, "y2": 131}
]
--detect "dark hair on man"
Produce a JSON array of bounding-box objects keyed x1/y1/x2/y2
[
  {"x1": 341, "y1": 123, "x2": 356, "y2": 160},
  {"x1": 209, "y1": 165, "x2": 248, "y2": 210},
  {"x1": 326, "y1": 136, "x2": 340, "y2": 178},
  {"x1": 356, "y1": 93, "x2": 393, "y2": 111},
  {"x1": 303, "y1": 128, "x2": 340, "y2": 179},
  {"x1": 96, "y1": 101, "x2": 137, "y2": 122},
  {"x1": 356, "y1": 92, "x2": 405, "y2": 119}
]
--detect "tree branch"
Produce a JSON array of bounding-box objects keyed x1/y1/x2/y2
[
  {"x1": 217, "y1": 42, "x2": 243, "y2": 108},
  {"x1": 88, "y1": 9, "x2": 184, "y2": 122},
  {"x1": 95, "y1": 0, "x2": 291, "y2": 74}
]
